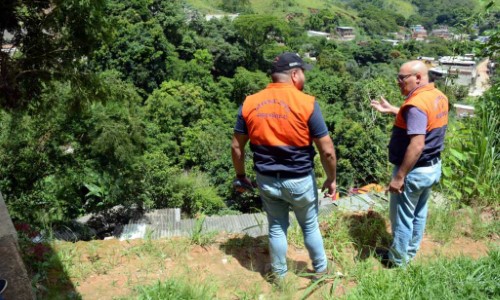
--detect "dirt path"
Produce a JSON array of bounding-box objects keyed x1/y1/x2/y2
[
  {"x1": 54, "y1": 232, "x2": 495, "y2": 300},
  {"x1": 469, "y1": 58, "x2": 491, "y2": 96}
]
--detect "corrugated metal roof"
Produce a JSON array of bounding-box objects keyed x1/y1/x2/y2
[{"x1": 119, "y1": 192, "x2": 389, "y2": 240}]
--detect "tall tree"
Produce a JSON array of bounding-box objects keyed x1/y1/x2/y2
[
  {"x1": 0, "y1": 0, "x2": 110, "y2": 109},
  {"x1": 91, "y1": 0, "x2": 181, "y2": 97},
  {"x1": 234, "y1": 15, "x2": 290, "y2": 70}
]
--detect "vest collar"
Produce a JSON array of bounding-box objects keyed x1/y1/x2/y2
[{"x1": 267, "y1": 82, "x2": 296, "y2": 89}]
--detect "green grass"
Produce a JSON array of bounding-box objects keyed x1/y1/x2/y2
[
  {"x1": 128, "y1": 277, "x2": 218, "y2": 300},
  {"x1": 189, "y1": 214, "x2": 218, "y2": 246},
  {"x1": 344, "y1": 250, "x2": 500, "y2": 300},
  {"x1": 184, "y1": 0, "x2": 224, "y2": 14},
  {"x1": 185, "y1": 0, "x2": 359, "y2": 21},
  {"x1": 35, "y1": 206, "x2": 498, "y2": 299},
  {"x1": 383, "y1": 0, "x2": 416, "y2": 18},
  {"x1": 421, "y1": 203, "x2": 500, "y2": 245},
  {"x1": 426, "y1": 203, "x2": 461, "y2": 243},
  {"x1": 464, "y1": 206, "x2": 500, "y2": 240}
]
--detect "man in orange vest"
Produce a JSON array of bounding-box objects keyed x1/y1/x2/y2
[
  {"x1": 371, "y1": 60, "x2": 448, "y2": 267},
  {"x1": 231, "y1": 52, "x2": 337, "y2": 281}
]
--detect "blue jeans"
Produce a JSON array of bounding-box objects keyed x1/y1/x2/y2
[
  {"x1": 256, "y1": 171, "x2": 327, "y2": 278},
  {"x1": 389, "y1": 161, "x2": 442, "y2": 266}
]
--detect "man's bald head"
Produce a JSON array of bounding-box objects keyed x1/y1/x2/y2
[
  {"x1": 398, "y1": 60, "x2": 429, "y2": 96},
  {"x1": 401, "y1": 60, "x2": 429, "y2": 81}
]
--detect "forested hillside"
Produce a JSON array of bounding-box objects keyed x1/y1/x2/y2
[{"x1": 0, "y1": 0, "x2": 498, "y2": 228}]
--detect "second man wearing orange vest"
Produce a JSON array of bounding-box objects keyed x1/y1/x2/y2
[{"x1": 371, "y1": 60, "x2": 449, "y2": 267}]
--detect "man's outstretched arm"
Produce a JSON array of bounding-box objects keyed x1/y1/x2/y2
[{"x1": 371, "y1": 96, "x2": 400, "y2": 115}]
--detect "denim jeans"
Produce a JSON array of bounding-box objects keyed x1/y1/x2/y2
[
  {"x1": 256, "y1": 171, "x2": 327, "y2": 278},
  {"x1": 389, "y1": 161, "x2": 442, "y2": 266}
]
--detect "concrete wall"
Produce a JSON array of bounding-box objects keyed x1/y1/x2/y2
[{"x1": 0, "y1": 193, "x2": 35, "y2": 300}]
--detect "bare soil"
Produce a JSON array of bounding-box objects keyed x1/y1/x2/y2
[{"x1": 49, "y1": 229, "x2": 497, "y2": 300}]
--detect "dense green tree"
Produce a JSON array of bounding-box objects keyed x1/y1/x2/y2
[
  {"x1": 227, "y1": 67, "x2": 269, "y2": 104},
  {"x1": 353, "y1": 41, "x2": 393, "y2": 66},
  {"x1": 234, "y1": 15, "x2": 290, "y2": 69},
  {"x1": 139, "y1": 151, "x2": 226, "y2": 215},
  {"x1": 408, "y1": 0, "x2": 478, "y2": 29},
  {"x1": 144, "y1": 80, "x2": 207, "y2": 161},
  {"x1": 150, "y1": 0, "x2": 186, "y2": 46},
  {"x1": 359, "y1": 9, "x2": 399, "y2": 36},
  {"x1": 317, "y1": 48, "x2": 347, "y2": 74},
  {"x1": 186, "y1": 17, "x2": 247, "y2": 77},
  {"x1": 219, "y1": 0, "x2": 253, "y2": 13},
  {"x1": 0, "y1": 0, "x2": 110, "y2": 109},
  {"x1": 92, "y1": 0, "x2": 181, "y2": 96},
  {"x1": 0, "y1": 71, "x2": 146, "y2": 223},
  {"x1": 304, "y1": 9, "x2": 339, "y2": 32}
]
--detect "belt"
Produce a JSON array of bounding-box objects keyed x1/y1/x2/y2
[
  {"x1": 258, "y1": 171, "x2": 309, "y2": 179},
  {"x1": 413, "y1": 157, "x2": 441, "y2": 168}
]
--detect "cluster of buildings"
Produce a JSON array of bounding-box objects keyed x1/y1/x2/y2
[
  {"x1": 431, "y1": 55, "x2": 477, "y2": 85},
  {"x1": 307, "y1": 23, "x2": 492, "y2": 47}
]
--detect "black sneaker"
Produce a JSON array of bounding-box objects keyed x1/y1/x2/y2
[
  {"x1": 0, "y1": 279, "x2": 7, "y2": 294},
  {"x1": 375, "y1": 249, "x2": 396, "y2": 269}
]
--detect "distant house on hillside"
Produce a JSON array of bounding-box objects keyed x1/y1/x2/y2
[
  {"x1": 285, "y1": 12, "x2": 303, "y2": 21},
  {"x1": 411, "y1": 25, "x2": 427, "y2": 41},
  {"x1": 431, "y1": 26, "x2": 451, "y2": 40},
  {"x1": 335, "y1": 26, "x2": 355, "y2": 41}
]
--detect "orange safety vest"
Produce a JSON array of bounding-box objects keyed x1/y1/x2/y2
[
  {"x1": 394, "y1": 83, "x2": 448, "y2": 131},
  {"x1": 242, "y1": 83, "x2": 315, "y2": 147}
]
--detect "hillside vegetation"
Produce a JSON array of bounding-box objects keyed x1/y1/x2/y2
[
  {"x1": 1, "y1": 0, "x2": 496, "y2": 229},
  {"x1": 185, "y1": 0, "x2": 403, "y2": 17},
  {"x1": 1, "y1": 0, "x2": 498, "y2": 298}
]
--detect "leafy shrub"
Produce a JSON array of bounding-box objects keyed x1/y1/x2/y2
[
  {"x1": 440, "y1": 86, "x2": 499, "y2": 205},
  {"x1": 140, "y1": 151, "x2": 226, "y2": 216}
]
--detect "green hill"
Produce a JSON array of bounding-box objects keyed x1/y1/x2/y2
[
  {"x1": 184, "y1": 0, "x2": 415, "y2": 19},
  {"x1": 184, "y1": 0, "x2": 359, "y2": 18}
]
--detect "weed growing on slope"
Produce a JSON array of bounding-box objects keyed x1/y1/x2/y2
[
  {"x1": 345, "y1": 249, "x2": 500, "y2": 300},
  {"x1": 190, "y1": 214, "x2": 217, "y2": 246}
]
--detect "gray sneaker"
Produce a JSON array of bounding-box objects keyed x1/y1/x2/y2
[{"x1": 310, "y1": 262, "x2": 344, "y2": 283}]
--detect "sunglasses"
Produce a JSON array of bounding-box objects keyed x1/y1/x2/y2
[{"x1": 397, "y1": 73, "x2": 415, "y2": 82}]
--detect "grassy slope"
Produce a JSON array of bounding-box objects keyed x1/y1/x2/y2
[
  {"x1": 185, "y1": 0, "x2": 359, "y2": 19},
  {"x1": 184, "y1": 0, "x2": 414, "y2": 19},
  {"x1": 184, "y1": 0, "x2": 224, "y2": 14},
  {"x1": 383, "y1": 0, "x2": 415, "y2": 18},
  {"x1": 38, "y1": 205, "x2": 499, "y2": 299}
]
